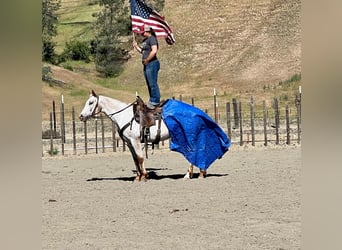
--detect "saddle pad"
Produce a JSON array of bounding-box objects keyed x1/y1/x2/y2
[{"x1": 161, "y1": 99, "x2": 231, "y2": 170}]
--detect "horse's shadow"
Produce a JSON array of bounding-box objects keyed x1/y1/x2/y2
[{"x1": 86, "y1": 167, "x2": 229, "y2": 182}]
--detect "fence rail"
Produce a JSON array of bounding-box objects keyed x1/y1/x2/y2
[{"x1": 41, "y1": 93, "x2": 301, "y2": 156}]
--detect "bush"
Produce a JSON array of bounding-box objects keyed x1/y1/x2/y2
[
  {"x1": 42, "y1": 65, "x2": 51, "y2": 81},
  {"x1": 47, "y1": 147, "x2": 59, "y2": 156},
  {"x1": 60, "y1": 40, "x2": 91, "y2": 62}
]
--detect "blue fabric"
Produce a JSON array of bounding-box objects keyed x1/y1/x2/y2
[
  {"x1": 143, "y1": 60, "x2": 160, "y2": 105},
  {"x1": 161, "y1": 99, "x2": 231, "y2": 170}
]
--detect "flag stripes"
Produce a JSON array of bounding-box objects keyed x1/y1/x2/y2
[{"x1": 130, "y1": 0, "x2": 175, "y2": 45}]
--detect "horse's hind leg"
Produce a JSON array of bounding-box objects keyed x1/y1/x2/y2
[
  {"x1": 199, "y1": 169, "x2": 207, "y2": 178},
  {"x1": 184, "y1": 164, "x2": 194, "y2": 179}
]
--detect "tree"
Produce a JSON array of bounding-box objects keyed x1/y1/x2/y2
[
  {"x1": 42, "y1": 0, "x2": 61, "y2": 63},
  {"x1": 93, "y1": 0, "x2": 131, "y2": 77}
]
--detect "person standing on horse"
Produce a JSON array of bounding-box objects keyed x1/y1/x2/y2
[{"x1": 133, "y1": 25, "x2": 161, "y2": 110}]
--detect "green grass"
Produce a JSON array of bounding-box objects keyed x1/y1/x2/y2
[
  {"x1": 69, "y1": 89, "x2": 88, "y2": 97},
  {"x1": 278, "y1": 73, "x2": 301, "y2": 87},
  {"x1": 54, "y1": 1, "x2": 100, "y2": 53}
]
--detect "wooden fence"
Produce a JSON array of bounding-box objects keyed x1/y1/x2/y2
[{"x1": 41, "y1": 93, "x2": 301, "y2": 156}]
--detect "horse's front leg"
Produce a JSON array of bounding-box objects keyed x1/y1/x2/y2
[
  {"x1": 131, "y1": 138, "x2": 148, "y2": 182},
  {"x1": 136, "y1": 155, "x2": 148, "y2": 182},
  {"x1": 122, "y1": 133, "x2": 147, "y2": 182}
]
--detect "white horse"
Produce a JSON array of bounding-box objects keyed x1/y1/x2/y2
[{"x1": 79, "y1": 90, "x2": 202, "y2": 181}]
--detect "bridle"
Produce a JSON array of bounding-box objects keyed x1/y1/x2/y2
[
  {"x1": 91, "y1": 96, "x2": 137, "y2": 120},
  {"x1": 91, "y1": 95, "x2": 101, "y2": 117}
]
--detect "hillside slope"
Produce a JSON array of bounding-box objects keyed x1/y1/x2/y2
[
  {"x1": 170, "y1": 0, "x2": 300, "y2": 83},
  {"x1": 116, "y1": 0, "x2": 301, "y2": 94},
  {"x1": 43, "y1": 0, "x2": 301, "y2": 117}
]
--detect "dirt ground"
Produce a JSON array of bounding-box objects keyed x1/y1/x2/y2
[{"x1": 42, "y1": 145, "x2": 301, "y2": 250}]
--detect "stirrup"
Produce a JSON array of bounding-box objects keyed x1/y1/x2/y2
[{"x1": 140, "y1": 126, "x2": 150, "y2": 143}]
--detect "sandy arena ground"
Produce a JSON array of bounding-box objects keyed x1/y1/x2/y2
[{"x1": 42, "y1": 145, "x2": 301, "y2": 250}]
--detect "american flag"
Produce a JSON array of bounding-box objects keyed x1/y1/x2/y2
[{"x1": 130, "y1": 0, "x2": 175, "y2": 45}]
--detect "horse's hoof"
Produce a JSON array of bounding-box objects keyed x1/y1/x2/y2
[
  {"x1": 184, "y1": 172, "x2": 192, "y2": 179},
  {"x1": 199, "y1": 170, "x2": 207, "y2": 178},
  {"x1": 140, "y1": 175, "x2": 148, "y2": 182}
]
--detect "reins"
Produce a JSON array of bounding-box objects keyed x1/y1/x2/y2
[
  {"x1": 107, "y1": 100, "x2": 136, "y2": 118},
  {"x1": 106, "y1": 100, "x2": 137, "y2": 137}
]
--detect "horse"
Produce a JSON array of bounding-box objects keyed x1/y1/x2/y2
[{"x1": 79, "y1": 90, "x2": 203, "y2": 181}]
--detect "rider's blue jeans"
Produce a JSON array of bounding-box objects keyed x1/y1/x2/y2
[{"x1": 143, "y1": 60, "x2": 160, "y2": 105}]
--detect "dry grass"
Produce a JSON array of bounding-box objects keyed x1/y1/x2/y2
[{"x1": 43, "y1": 0, "x2": 301, "y2": 120}]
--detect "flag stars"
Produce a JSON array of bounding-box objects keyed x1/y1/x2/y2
[{"x1": 135, "y1": 2, "x2": 151, "y2": 19}]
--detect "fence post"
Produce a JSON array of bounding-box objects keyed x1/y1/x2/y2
[
  {"x1": 274, "y1": 98, "x2": 279, "y2": 145},
  {"x1": 49, "y1": 112, "x2": 54, "y2": 155},
  {"x1": 286, "y1": 105, "x2": 290, "y2": 145},
  {"x1": 60, "y1": 97, "x2": 65, "y2": 155},
  {"x1": 52, "y1": 100, "x2": 57, "y2": 136},
  {"x1": 250, "y1": 96, "x2": 255, "y2": 146},
  {"x1": 72, "y1": 107, "x2": 76, "y2": 155},
  {"x1": 233, "y1": 98, "x2": 239, "y2": 129},
  {"x1": 226, "y1": 102, "x2": 232, "y2": 140},
  {"x1": 84, "y1": 120, "x2": 88, "y2": 154},
  {"x1": 122, "y1": 138, "x2": 126, "y2": 152},
  {"x1": 239, "y1": 101, "x2": 243, "y2": 146},
  {"x1": 263, "y1": 100, "x2": 268, "y2": 146},
  {"x1": 295, "y1": 92, "x2": 301, "y2": 144},
  {"x1": 95, "y1": 119, "x2": 98, "y2": 154},
  {"x1": 112, "y1": 122, "x2": 116, "y2": 152},
  {"x1": 213, "y1": 88, "x2": 218, "y2": 123},
  {"x1": 101, "y1": 115, "x2": 105, "y2": 153},
  {"x1": 191, "y1": 98, "x2": 195, "y2": 106}
]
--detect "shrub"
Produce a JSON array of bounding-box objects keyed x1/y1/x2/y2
[
  {"x1": 42, "y1": 65, "x2": 52, "y2": 81},
  {"x1": 61, "y1": 40, "x2": 91, "y2": 62},
  {"x1": 48, "y1": 147, "x2": 59, "y2": 156}
]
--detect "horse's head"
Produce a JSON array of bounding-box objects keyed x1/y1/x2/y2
[{"x1": 79, "y1": 90, "x2": 101, "y2": 122}]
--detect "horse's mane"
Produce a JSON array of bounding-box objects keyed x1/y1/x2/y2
[{"x1": 99, "y1": 95, "x2": 129, "y2": 110}]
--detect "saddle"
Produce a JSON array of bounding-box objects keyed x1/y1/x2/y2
[
  {"x1": 133, "y1": 97, "x2": 164, "y2": 157},
  {"x1": 133, "y1": 96, "x2": 163, "y2": 128}
]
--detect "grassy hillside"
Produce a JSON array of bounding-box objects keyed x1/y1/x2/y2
[
  {"x1": 42, "y1": 0, "x2": 301, "y2": 120},
  {"x1": 53, "y1": 0, "x2": 100, "y2": 53}
]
